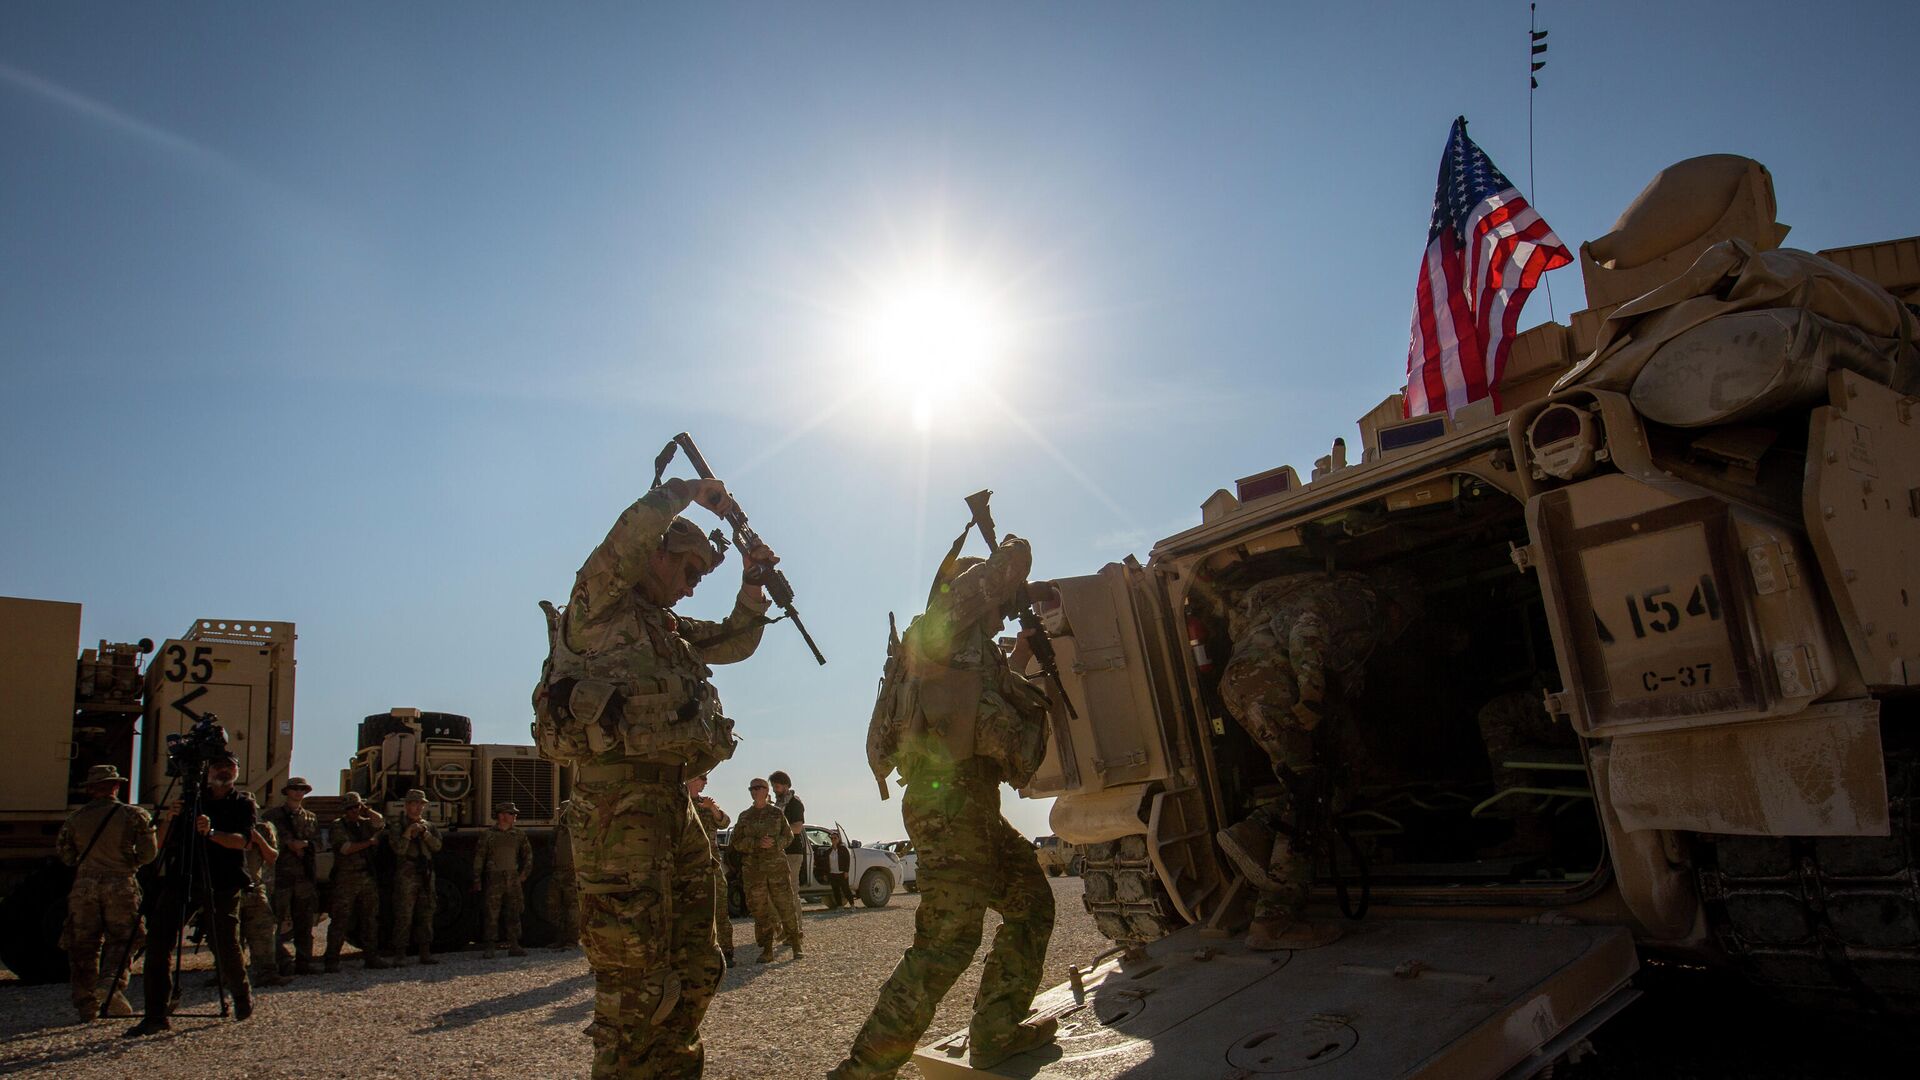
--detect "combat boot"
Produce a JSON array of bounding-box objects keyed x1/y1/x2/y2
[
  {"x1": 789, "y1": 940, "x2": 804, "y2": 960},
  {"x1": 1216, "y1": 816, "x2": 1279, "y2": 890},
  {"x1": 254, "y1": 967, "x2": 293, "y2": 987},
  {"x1": 104, "y1": 991, "x2": 135, "y2": 1018},
  {"x1": 364, "y1": 952, "x2": 390, "y2": 970},
  {"x1": 418, "y1": 945, "x2": 438, "y2": 965},
  {"x1": 294, "y1": 958, "x2": 314, "y2": 976},
  {"x1": 756, "y1": 947, "x2": 775, "y2": 963},
  {"x1": 723, "y1": 948, "x2": 735, "y2": 968},
  {"x1": 971, "y1": 1017, "x2": 1059, "y2": 1070},
  {"x1": 233, "y1": 987, "x2": 254, "y2": 1022},
  {"x1": 509, "y1": 945, "x2": 526, "y2": 957},
  {"x1": 73, "y1": 998, "x2": 98, "y2": 1024},
  {"x1": 123, "y1": 1017, "x2": 170, "y2": 1038},
  {"x1": 323, "y1": 956, "x2": 341, "y2": 973}
]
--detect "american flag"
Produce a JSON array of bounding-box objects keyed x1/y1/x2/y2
[{"x1": 1404, "y1": 117, "x2": 1571, "y2": 417}]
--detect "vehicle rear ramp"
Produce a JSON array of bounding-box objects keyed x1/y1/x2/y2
[{"x1": 913, "y1": 919, "x2": 1638, "y2": 1079}]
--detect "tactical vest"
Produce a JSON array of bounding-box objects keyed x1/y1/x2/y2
[
  {"x1": 868, "y1": 612, "x2": 1049, "y2": 789},
  {"x1": 534, "y1": 599, "x2": 738, "y2": 774}
]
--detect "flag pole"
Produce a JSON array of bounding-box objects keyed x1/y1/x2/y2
[{"x1": 1529, "y1": 2, "x2": 1556, "y2": 321}]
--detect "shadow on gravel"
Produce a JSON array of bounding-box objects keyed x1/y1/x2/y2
[{"x1": 420, "y1": 972, "x2": 593, "y2": 1032}]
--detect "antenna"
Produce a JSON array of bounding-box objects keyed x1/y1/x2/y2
[{"x1": 1529, "y1": 3, "x2": 1557, "y2": 321}]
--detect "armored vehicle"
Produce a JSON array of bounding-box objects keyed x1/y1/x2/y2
[
  {"x1": 320, "y1": 706, "x2": 575, "y2": 952},
  {"x1": 0, "y1": 602, "x2": 297, "y2": 982},
  {"x1": 917, "y1": 156, "x2": 1919, "y2": 1077}
]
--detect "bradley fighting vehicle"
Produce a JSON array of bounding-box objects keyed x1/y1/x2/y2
[
  {"x1": 317, "y1": 707, "x2": 575, "y2": 952},
  {"x1": 0, "y1": 601, "x2": 296, "y2": 982},
  {"x1": 916, "y1": 156, "x2": 1920, "y2": 1078}
]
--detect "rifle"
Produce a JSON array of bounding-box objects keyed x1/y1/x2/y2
[
  {"x1": 652, "y1": 432, "x2": 827, "y2": 666},
  {"x1": 960, "y1": 489, "x2": 1078, "y2": 720}
]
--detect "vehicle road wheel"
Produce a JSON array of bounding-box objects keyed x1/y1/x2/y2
[
  {"x1": 1067, "y1": 855, "x2": 1086, "y2": 877},
  {"x1": 728, "y1": 878, "x2": 748, "y2": 918},
  {"x1": 857, "y1": 869, "x2": 893, "y2": 908},
  {"x1": 905, "y1": 881, "x2": 918, "y2": 894},
  {"x1": 0, "y1": 863, "x2": 72, "y2": 983},
  {"x1": 1046, "y1": 865, "x2": 1063, "y2": 877},
  {"x1": 1079, "y1": 836, "x2": 1180, "y2": 945}
]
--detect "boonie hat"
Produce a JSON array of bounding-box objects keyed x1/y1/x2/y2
[
  {"x1": 494, "y1": 801, "x2": 521, "y2": 816},
  {"x1": 283, "y1": 776, "x2": 313, "y2": 793},
  {"x1": 83, "y1": 765, "x2": 128, "y2": 787},
  {"x1": 341, "y1": 791, "x2": 365, "y2": 807},
  {"x1": 404, "y1": 788, "x2": 428, "y2": 803}
]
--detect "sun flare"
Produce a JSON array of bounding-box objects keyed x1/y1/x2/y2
[{"x1": 860, "y1": 271, "x2": 1006, "y2": 432}]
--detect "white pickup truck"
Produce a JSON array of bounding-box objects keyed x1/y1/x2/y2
[{"x1": 718, "y1": 823, "x2": 904, "y2": 915}]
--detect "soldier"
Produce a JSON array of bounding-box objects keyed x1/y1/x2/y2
[
  {"x1": 550, "y1": 798, "x2": 580, "y2": 950},
  {"x1": 385, "y1": 788, "x2": 442, "y2": 964},
  {"x1": 1212, "y1": 570, "x2": 1416, "y2": 951},
  {"x1": 322, "y1": 791, "x2": 389, "y2": 972},
  {"x1": 729, "y1": 778, "x2": 801, "y2": 963},
  {"x1": 768, "y1": 769, "x2": 806, "y2": 914},
  {"x1": 687, "y1": 773, "x2": 734, "y2": 967},
  {"x1": 237, "y1": 816, "x2": 289, "y2": 986},
  {"x1": 531, "y1": 475, "x2": 776, "y2": 1077},
  {"x1": 55, "y1": 764, "x2": 156, "y2": 1023},
  {"x1": 260, "y1": 777, "x2": 320, "y2": 975},
  {"x1": 474, "y1": 800, "x2": 533, "y2": 958},
  {"x1": 831, "y1": 536, "x2": 1058, "y2": 1079}
]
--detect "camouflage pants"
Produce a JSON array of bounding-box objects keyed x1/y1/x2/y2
[
  {"x1": 741, "y1": 853, "x2": 800, "y2": 950},
  {"x1": 325, "y1": 872, "x2": 379, "y2": 960},
  {"x1": 833, "y1": 764, "x2": 1054, "y2": 1079},
  {"x1": 572, "y1": 778, "x2": 722, "y2": 1080},
  {"x1": 1478, "y1": 688, "x2": 1570, "y2": 788},
  {"x1": 483, "y1": 873, "x2": 524, "y2": 947},
  {"x1": 61, "y1": 872, "x2": 143, "y2": 1013},
  {"x1": 1219, "y1": 632, "x2": 1326, "y2": 920},
  {"x1": 238, "y1": 882, "x2": 277, "y2": 975},
  {"x1": 273, "y1": 875, "x2": 318, "y2": 965},
  {"x1": 392, "y1": 865, "x2": 436, "y2": 951},
  {"x1": 712, "y1": 865, "x2": 732, "y2": 953}
]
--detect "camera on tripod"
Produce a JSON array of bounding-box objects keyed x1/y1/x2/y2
[{"x1": 164, "y1": 715, "x2": 230, "y2": 778}]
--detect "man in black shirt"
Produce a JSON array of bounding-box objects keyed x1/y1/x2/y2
[
  {"x1": 770, "y1": 770, "x2": 806, "y2": 912},
  {"x1": 126, "y1": 748, "x2": 256, "y2": 1037}
]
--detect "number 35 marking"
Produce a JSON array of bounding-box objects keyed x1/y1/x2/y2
[{"x1": 161, "y1": 645, "x2": 213, "y2": 683}]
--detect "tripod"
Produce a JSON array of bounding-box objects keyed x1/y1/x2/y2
[{"x1": 137, "y1": 762, "x2": 237, "y2": 1022}]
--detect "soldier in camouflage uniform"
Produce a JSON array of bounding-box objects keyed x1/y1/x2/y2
[
  {"x1": 532, "y1": 476, "x2": 776, "y2": 1078},
  {"x1": 56, "y1": 765, "x2": 156, "y2": 1022},
  {"x1": 729, "y1": 779, "x2": 800, "y2": 963},
  {"x1": 261, "y1": 777, "x2": 320, "y2": 975},
  {"x1": 550, "y1": 799, "x2": 580, "y2": 949},
  {"x1": 686, "y1": 774, "x2": 733, "y2": 966},
  {"x1": 385, "y1": 788, "x2": 442, "y2": 964},
  {"x1": 237, "y1": 817, "x2": 290, "y2": 985},
  {"x1": 831, "y1": 536, "x2": 1058, "y2": 1079},
  {"x1": 1213, "y1": 570, "x2": 1416, "y2": 950},
  {"x1": 474, "y1": 800, "x2": 533, "y2": 958},
  {"x1": 323, "y1": 792, "x2": 389, "y2": 971},
  {"x1": 1477, "y1": 679, "x2": 1572, "y2": 788}
]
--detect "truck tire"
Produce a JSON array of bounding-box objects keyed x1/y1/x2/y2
[
  {"x1": 430, "y1": 846, "x2": 477, "y2": 952},
  {"x1": 728, "y1": 877, "x2": 747, "y2": 919},
  {"x1": 0, "y1": 863, "x2": 72, "y2": 983},
  {"x1": 1079, "y1": 835, "x2": 1180, "y2": 945},
  {"x1": 1047, "y1": 864, "x2": 1063, "y2": 877},
  {"x1": 858, "y1": 868, "x2": 893, "y2": 908}
]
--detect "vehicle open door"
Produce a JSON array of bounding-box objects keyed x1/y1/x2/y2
[{"x1": 913, "y1": 918, "x2": 1637, "y2": 1079}]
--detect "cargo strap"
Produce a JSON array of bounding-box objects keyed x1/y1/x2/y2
[{"x1": 577, "y1": 761, "x2": 687, "y2": 785}]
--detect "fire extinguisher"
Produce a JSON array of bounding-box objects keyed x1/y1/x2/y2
[{"x1": 1187, "y1": 612, "x2": 1214, "y2": 675}]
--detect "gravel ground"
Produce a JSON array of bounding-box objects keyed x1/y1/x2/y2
[
  {"x1": 5, "y1": 878, "x2": 1910, "y2": 1079},
  {"x1": 0, "y1": 878, "x2": 1105, "y2": 1079}
]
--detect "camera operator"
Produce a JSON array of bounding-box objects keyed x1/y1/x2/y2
[{"x1": 125, "y1": 747, "x2": 257, "y2": 1037}]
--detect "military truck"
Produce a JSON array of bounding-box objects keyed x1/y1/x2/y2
[
  {"x1": 915, "y1": 156, "x2": 1919, "y2": 1077},
  {"x1": 0, "y1": 600, "x2": 296, "y2": 982},
  {"x1": 321, "y1": 707, "x2": 575, "y2": 952}
]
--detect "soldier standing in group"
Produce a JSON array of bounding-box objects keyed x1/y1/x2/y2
[
  {"x1": 769, "y1": 770, "x2": 806, "y2": 914},
  {"x1": 385, "y1": 788, "x2": 442, "y2": 965},
  {"x1": 237, "y1": 817, "x2": 288, "y2": 986},
  {"x1": 260, "y1": 777, "x2": 320, "y2": 975},
  {"x1": 473, "y1": 801, "x2": 533, "y2": 958},
  {"x1": 531, "y1": 475, "x2": 776, "y2": 1077},
  {"x1": 55, "y1": 765, "x2": 156, "y2": 1023},
  {"x1": 550, "y1": 799, "x2": 580, "y2": 950},
  {"x1": 729, "y1": 778, "x2": 800, "y2": 963},
  {"x1": 1212, "y1": 570, "x2": 1416, "y2": 951},
  {"x1": 832, "y1": 535, "x2": 1058, "y2": 1079},
  {"x1": 322, "y1": 792, "x2": 388, "y2": 972},
  {"x1": 687, "y1": 773, "x2": 734, "y2": 967}
]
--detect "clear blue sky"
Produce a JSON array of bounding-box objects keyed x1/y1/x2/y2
[{"x1": 4, "y1": 2, "x2": 1914, "y2": 842}]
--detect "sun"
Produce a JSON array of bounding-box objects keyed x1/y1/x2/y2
[{"x1": 860, "y1": 270, "x2": 1006, "y2": 432}]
